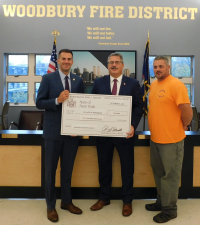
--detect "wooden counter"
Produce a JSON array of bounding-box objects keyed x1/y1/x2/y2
[{"x1": 0, "y1": 130, "x2": 200, "y2": 199}]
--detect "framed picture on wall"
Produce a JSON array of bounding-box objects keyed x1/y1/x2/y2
[{"x1": 71, "y1": 50, "x2": 137, "y2": 94}]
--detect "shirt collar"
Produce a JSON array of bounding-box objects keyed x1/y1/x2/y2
[
  {"x1": 59, "y1": 69, "x2": 71, "y2": 81},
  {"x1": 110, "y1": 74, "x2": 123, "y2": 83}
]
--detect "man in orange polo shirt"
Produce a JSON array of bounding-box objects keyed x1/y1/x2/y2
[{"x1": 146, "y1": 56, "x2": 193, "y2": 223}]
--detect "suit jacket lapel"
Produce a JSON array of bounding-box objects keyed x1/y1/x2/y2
[
  {"x1": 104, "y1": 75, "x2": 111, "y2": 95},
  {"x1": 54, "y1": 70, "x2": 64, "y2": 92},
  {"x1": 119, "y1": 75, "x2": 128, "y2": 95},
  {"x1": 70, "y1": 73, "x2": 77, "y2": 93}
]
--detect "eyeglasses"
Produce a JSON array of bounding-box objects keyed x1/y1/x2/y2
[{"x1": 108, "y1": 61, "x2": 123, "y2": 65}]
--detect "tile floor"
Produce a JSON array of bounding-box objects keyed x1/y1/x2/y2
[{"x1": 0, "y1": 199, "x2": 199, "y2": 225}]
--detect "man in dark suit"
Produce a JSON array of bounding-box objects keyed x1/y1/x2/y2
[
  {"x1": 90, "y1": 52, "x2": 143, "y2": 216},
  {"x1": 36, "y1": 49, "x2": 84, "y2": 222}
]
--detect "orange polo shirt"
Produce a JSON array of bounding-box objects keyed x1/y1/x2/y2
[{"x1": 148, "y1": 75, "x2": 190, "y2": 144}]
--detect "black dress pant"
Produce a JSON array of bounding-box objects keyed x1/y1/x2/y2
[{"x1": 96, "y1": 137, "x2": 135, "y2": 203}]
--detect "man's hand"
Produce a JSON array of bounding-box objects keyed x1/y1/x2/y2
[
  {"x1": 126, "y1": 125, "x2": 134, "y2": 139},
  {"x1": 57, "y1": 90, "x2": 69, "y2": 103}
]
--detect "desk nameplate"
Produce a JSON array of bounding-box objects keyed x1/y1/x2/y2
[
  {"x1": 2, "y1": 134, "x2": 18, "y2": 138},
  {"x1": 138, "y1": 135, "x2": 150, "y2": 139}
]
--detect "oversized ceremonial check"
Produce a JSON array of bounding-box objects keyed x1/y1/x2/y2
[{"x1": 61, "y1": 93, "x2": 132, "y2": 137}]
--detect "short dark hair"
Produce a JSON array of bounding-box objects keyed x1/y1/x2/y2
[
  {"x1": 108, "y1": 52, "x2": 124, "y2": 64},
  {"x1": 58, "y1": 49, "x2": 73, "y2": 58},
  {"x1": 154, "y1": 55, "x2": 169, "y2": 66}
]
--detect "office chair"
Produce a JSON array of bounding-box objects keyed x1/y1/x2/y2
[
  {"x1": 190, "y1": 106, "x2": 199, "y2": 131},
  {"x1": 0, "y1": 101, "x2": 10, "y2": 130},
  {"x1": 10, "y1": 110, "x2": 44, "y2": 130}
]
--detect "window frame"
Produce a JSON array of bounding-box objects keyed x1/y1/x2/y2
[{"x1": 6, "y1": 54, "x2": 43, "y2": 106}]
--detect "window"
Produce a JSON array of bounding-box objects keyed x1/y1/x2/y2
[
  {"x1": 171, "y1": 57, "x2": 191, "y2": 77},
  {"x1": 6, "y1": 54, "x2": 45, "y2": 106},
  {"x1": 35, "y1": 55, "x2": 50, "y2": 76},
  {"x1": 35, "y1": 82, "x2": 41, "y2": 101},
  {"x1": 149, "y1": 56, "x2": 155, "y2": 78},
  {"x1": 8, "y1": 55, "x2": 28, "y2": 76},
  {"x1": 8, "y1": 82, "x2": 28, "y2": 103},
  {"x1": 185, "y1": 84, "x2": 191, "y2": 100},
  {"x1": 149, "y1": 56, "x2": 193, "y2": 102}
]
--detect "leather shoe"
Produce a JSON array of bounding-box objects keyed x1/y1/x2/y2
[
  {"x1": 61, "y1": 202, "x2": 82, "y2": 214},
  {"x1": 47, "y1": 209, "x2": 58, "y2": 222},
  {"x1": 122, "y1": 204, "x2": 132, "y2": 216},
  {"x1": 90, "y1": 200, "x2": 110, "y2": 211}
]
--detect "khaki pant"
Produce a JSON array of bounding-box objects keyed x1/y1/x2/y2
[{"x1": 150, "y1": 139, "x2": 184, "y2": 216}]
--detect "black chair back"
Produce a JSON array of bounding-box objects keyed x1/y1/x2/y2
[
  {"x1": 18, "y1": 110, "x2": 44, "y2": 130},
  {"x1": 0, "y1": 101, "x2": 10, "y2": 130},
  {"x1": 191, "y1": 106, "x2": 199, "y2": 131}
]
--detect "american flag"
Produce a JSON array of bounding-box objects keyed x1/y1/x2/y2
[{"x1": 47, "y1": 40, "x2": 57, "y2": 73}]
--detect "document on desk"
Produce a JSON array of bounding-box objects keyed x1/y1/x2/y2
[{"x1": 61, "y1": 93, "x2": 132, "y2": 137}]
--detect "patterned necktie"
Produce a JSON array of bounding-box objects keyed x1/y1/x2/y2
[
  {"x1": 65, "y1": 76, "x2": 69, "y2": 91},
  {"x1": 112, "y1": 79, "x2": 117, "y2": 95}
]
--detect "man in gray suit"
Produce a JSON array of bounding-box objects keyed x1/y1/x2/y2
[{"x1": 36, "y1": 49, "x2": 84, "y2": 222}]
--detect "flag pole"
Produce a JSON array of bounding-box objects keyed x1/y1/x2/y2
[
  {"x1": 51, "y1": 30, "x2": 60, "y2": 45},
  {"x1": 47, "y1": 30, "x2": 60, "y2": 74},
  {"x1": 143, "y1": 31, "x2": 150, "y2": 131}
]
